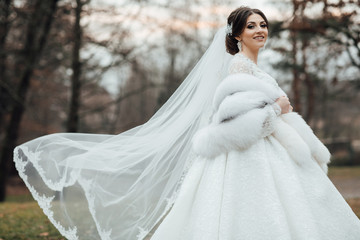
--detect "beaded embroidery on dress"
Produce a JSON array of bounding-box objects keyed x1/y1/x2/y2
[
  {"x1": 229, "y1": 53, "x2": 280, "y2": 88},
  {"x1": 150, "y1": 52, "x2": 360, "y2": 240}
]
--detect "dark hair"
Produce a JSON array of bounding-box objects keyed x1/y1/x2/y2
[{"x1": 225, "y1": 7, "x2": 269, "y2": 55}]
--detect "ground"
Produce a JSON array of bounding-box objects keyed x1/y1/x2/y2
[
  {"x1": 328, "y1": 166, "x2": 360, "y2": 218},
  {"x1": 1, "y1": 166, "x2": 359, "y2": 240}
]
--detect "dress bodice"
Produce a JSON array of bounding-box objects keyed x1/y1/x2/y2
[
  {"x1": 228, "y1": 53, "x2": 280, "y2": 89},
  {"x1": 225, "y1": 52, "x2": 283, "y2": 137}
]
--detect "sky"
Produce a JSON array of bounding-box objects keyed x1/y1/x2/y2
[
  {"x1": 84, "y1": 0, "x2": 358, "y2": 96},
  {"x1": 85, "y1": 0, "x2": 294, "y2": 95}
]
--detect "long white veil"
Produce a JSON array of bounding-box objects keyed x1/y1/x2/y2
[{"x1": 14, "y1": 26, "x2": 232, "y2": 240}]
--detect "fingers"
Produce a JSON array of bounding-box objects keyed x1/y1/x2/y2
[
  {"x1": 284, "y1": 96, "x2": 290, "y2": 105},
  {"x1": 276, "y1": 96, "x2": 289, "y2": 102},
  {"x1": 275, "y1": 96, "x2": 292, "y2": 114},
  {"x1": 282, "y1": 96, "x2": 290, "y2": 103}
]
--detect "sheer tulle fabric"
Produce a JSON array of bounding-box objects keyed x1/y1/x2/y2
[{"x1": 14, "y1": 27, "x2": 232, "y2": 240}]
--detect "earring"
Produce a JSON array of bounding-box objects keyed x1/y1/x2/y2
[{"x1": 237, "y1": 41, "x2": 242, "y2": 51}]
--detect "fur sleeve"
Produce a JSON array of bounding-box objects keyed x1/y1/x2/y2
[
  {"x1": 213, "y1": 91, "x2": 271, "y2": 124},
  {"x1": 212, "y1": 73, "x2": 282, "y2": 110},
  {"x1": 192, "y1": 73, "x2": 283, "y2": 159},
  {"x1": 261, "y1": 103, "x2": 281, "y2": 138},
  {"x1": 192, "y1": 108, "x2": 271, "y2": 158},
  {"x1": 281, "y1": 112, "x2": 331, "y2": 174}
]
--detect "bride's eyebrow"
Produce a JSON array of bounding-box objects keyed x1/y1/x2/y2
[{"x1": 247, "y1": 21, "x2": 266, "y2": 24}]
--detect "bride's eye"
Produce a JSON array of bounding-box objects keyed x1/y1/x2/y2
[
  {"x1": 247, "y1": 25, "x2": 254, "y2": 29},
  {"x1": 260, "y1": 24, "x2": 268, "y2": 28}
]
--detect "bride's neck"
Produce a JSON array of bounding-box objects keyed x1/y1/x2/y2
[{"x1": 240, "y1": 48, "x2": 259, "y2": 65}]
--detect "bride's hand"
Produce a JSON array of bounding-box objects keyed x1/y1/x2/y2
[{"x1": 275, "y1": 96, "x2": 292, "y2": 114}]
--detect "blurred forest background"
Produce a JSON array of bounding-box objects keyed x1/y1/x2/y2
[{"x1": 0, "y1": 0, "x2": 359, "y2": 202}]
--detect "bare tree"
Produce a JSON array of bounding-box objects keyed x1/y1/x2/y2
[
  {"x1": 67, "y1": 0, "x2": 89, "y2": 132},
  {"x1": 319, "y1": 0, "x2": 360, "y2": 70},
  {"x1": 0, "y1": 0, "x2": 12, "y2": 135},
  {"x1": 0, "y1": 0, "x2": 59, "y2": 202}
]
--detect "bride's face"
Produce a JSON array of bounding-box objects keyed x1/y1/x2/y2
[{"x1": 235, "y1": 14, "x2": 268, "y2": 51}]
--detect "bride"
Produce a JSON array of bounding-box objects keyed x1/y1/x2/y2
[{"x1": 14, "y1": 6, "x2": 360, "y2": 240}]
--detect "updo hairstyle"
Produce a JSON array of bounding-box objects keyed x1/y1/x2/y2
[{"x1": 225, "y1": 7, "x2": 269, "y2": 55}]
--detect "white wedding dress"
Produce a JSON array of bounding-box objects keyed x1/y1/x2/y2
[{"x1": 151, "y1": 53, "x2": 360, "y2": 240}]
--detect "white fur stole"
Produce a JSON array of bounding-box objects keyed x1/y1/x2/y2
[{"x1": 192, "y1": 73, "x2": 331, "y2": 174}]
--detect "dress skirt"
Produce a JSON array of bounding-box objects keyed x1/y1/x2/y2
[{"x1": 151, "y1": 136, "x2": 360, "y2": 240}]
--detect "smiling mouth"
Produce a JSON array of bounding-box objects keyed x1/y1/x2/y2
[{"x1": 253, "y1": 36, "x2": 265, "y2": 40}]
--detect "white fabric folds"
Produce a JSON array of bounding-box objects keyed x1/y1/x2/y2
[{"x1": 13, "y1": 27, "x2": 233, "y2": 240}]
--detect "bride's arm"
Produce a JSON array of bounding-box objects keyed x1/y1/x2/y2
[
  {"x1": 193, "y1": 84, "x2": 283, "y2": 158},
  {"x1": 228, "y1": 58, "x2": 288, "y2": 137},
  {"x1": 192, "y1": 61, "x2": 289, "y2": 158},
  {"x1": 261, "y1": 96, "x2": 292, "y2": 137}
]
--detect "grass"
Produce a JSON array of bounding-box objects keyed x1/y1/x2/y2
[
  {"x1": 1, "y1": 166, "x2": 359, "y2": 239},
  {"x1": 328, "y1": 165, "x2": 360, "y2": 178},
  {"x1": 328, "y1": 166, "x2": 360, "y2": 217},
  {"x1": 0, "y1": 200, "x2": 64, "y2": 240},
  {"x1": 347, "y1": 198, "x2": 360, "y2": 218}
]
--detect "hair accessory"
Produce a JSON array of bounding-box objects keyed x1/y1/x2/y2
[{"x1": 226, "y1": 23, "x2": 233, "y2": 36}]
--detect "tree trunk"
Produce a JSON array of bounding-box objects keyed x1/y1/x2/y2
[
  {"x1": 0, "y1": 0, "x2": 12, "y2": 134},
  {"x1": 0, "y1": 0, "x2": 59, "y2": 202},
  {"x1": 66, "y1": 0, "x2": 83, "y2": 132},
  {"x1": 290, "y1": 30, "x2": 301, "y2": 114},
  {"x1": 290, "y1": 0, "x2": 302, "y2": 114},
  {"x1": 301, "y1": 38, "x2": 315, "y2": 122}
]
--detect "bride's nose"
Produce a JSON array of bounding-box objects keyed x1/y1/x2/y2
[{"x1": 256, "y1": 25, "x2": 265, "y2": 32}]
